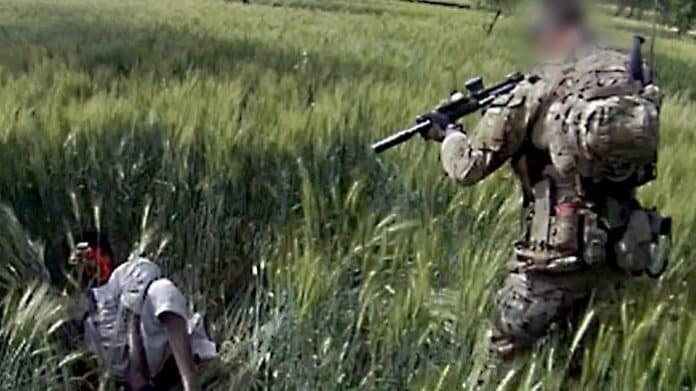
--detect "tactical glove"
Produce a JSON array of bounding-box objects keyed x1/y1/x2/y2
[
  {"x1": 420, "y1": 112, "x2": 464, "y2": 142},
  {"x1": 419, "y1": 111, "x2": 450, "y2": 142}
]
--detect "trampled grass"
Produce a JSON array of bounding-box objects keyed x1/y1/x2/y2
[{"x1": 0, "y1": 0, "x2": 694, "y2": 389}]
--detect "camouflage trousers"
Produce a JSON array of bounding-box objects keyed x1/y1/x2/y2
[{"x1": 488, "y1": 264, "x2": 626, "y2": 359}]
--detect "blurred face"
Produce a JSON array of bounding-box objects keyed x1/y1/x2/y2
[{"x1": 535, "y1": 24, "x2": 586, "y2": 61}]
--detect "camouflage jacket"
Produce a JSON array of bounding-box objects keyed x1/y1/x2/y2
[
  {"x1": 441, "y1": 46, "x2": 665, "y2": 272},
  {"x1": 442, "y1": 46, "x2": 659, "y2": 190}
]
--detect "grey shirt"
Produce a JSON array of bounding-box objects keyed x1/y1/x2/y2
[{"x1": 83, "y1": 258, "x2": 217, "y2": 381}]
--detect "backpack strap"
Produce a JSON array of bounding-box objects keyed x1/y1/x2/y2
[{"x1": 529, "y1": 178, "x2": 551, "y2": 250}]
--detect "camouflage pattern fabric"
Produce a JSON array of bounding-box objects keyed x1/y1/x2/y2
[
  {"x1": 440, "y1": 76, "x2": 544, "y2": 186},
  {"x1": 488, "y1": 264, "x2": 625, "y2": 358},
  {"x1": 541, "y1": 48, "x2": 661, "y2": 183},
  {"x1": 440, "y1": 46, "x2": 664, "y2": 360}
]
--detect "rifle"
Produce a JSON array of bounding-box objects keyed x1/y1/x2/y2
[{"x1": 371, "y1": 72, "x2": 525, "y2": 153}]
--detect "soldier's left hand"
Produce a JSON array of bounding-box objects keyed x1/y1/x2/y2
[
  {"x1": 420, "y1": 112, "x2": 451, "y2": 142},
  {"x1": 421, "y1": 120, "x2": 463, "y2": 143}
]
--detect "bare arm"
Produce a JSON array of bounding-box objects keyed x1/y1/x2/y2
[
  {"x1": 128, "y1": 314, "x2": 152, "y2": 390},
  {"x1": 159, "y1": 311, "x2": 201, "y2": 391}
]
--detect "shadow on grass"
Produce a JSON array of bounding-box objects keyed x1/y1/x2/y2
[
  {"x1": 0, "y1": 113, "x2": 400, "y2": 290},
  {"x1": 0, "y1": 1, "x2": 397, "y2": 284},
  {"x1": 0, "y1": 110, "x2": 409, "y2": 389},
  {"x1": 0, "y1": 2, "x2": 428, "y2": 301}
]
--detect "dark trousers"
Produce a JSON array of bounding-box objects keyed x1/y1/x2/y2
[{"x1": 120, "y1": 357, "x2": 182, "y2": 391}]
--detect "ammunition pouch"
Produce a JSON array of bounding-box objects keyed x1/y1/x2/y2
[
  {"x1": 615, "y1": 209, "x2": 671, "y2": 277},
  {"x1": 517, "y1": 178, "x2": 587, "y2": 272},
  {"x1": 529, "y1": 178, "x2": 551, "y2": 251},
  {"x1": 519, "y1": 175, "x2": 635, "y2": 273},
  {"x1": 518, "y1": 172, "x2": 672, "y2": 277},
  {"x1": 582, "y1": 209, "x2": 608, "y2": 266}
]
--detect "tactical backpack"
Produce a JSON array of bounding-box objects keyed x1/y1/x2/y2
[
  {"x1": 525, "y1": 47, "x2": 670, "y2": 277},
  {"x1": 543, "y1": 48, "x2": 660, "y2": 186}
]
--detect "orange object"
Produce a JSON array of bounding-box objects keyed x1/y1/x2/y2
[
  {"x1": 94, "y1": 249, "x2": 112, "y2": 284},
  {"x1": 83, "y1": 248, "x2": 112, "y2": 284}
]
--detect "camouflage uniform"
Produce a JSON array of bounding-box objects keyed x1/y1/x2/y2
[{"x1": 440, "y1": 46, "x2": 670, "y2": 358}]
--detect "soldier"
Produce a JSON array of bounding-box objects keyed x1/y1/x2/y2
[
  {"x1": 422, "y1": 0, "x2": 670, "y2": 365},
  {"x1": 69, "y1": 231, "x2": 218, "y2": 390}
]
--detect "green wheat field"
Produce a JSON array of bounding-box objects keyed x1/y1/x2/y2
[{"x1": 0, "y1": 0, "x2": 695, "y2": 389}]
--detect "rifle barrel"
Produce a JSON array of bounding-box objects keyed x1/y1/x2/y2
[{"x1": 371, "y1": 121, "x2": 432, "y2": 153}]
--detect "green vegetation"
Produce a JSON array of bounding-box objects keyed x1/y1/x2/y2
[
  {"x1": 616, "y1": 0, "x2": 695, "y2": 34},
  {"x1": 0, "y1": 0, "x2": 695, "y2": 389}
]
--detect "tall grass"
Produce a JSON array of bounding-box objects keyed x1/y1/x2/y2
[
  {"x1": 0, "y1": 0, "x2": 694, "y2": 389},
  {"x1": 0, "y1": 206, "x2": 81, "y2": 389}
]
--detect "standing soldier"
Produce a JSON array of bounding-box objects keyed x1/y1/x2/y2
[{"x1": 422, "y1": 0, "x2": 671, "y2": 365}]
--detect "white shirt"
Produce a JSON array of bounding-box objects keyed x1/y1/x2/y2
[
  {"x1": 83, "y1": 258, "x2": 217, "y2": 381},
  {"x1": 139, "y1": 278, "x2": 217, "y2": 376}
]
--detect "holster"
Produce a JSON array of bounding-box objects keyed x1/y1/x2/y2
[
  {"x1": 582, "y1": 209, "x2": 608, "y2": 266},
  {"x1": 615, "y1": 208, "x2": 671, "y2": 277}
]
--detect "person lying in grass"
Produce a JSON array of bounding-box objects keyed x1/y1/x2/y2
[{"x1": 69, "y1": 231, "x2": 217, "y2": 391}]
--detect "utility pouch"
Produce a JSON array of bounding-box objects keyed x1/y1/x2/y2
[
  {"x1": 529, "y1": 178, "x2": 551, "y2": 250},
  {"x1": 647, "y1": 211, "x2": 672, "y2": 278},
  {"x1": 583, "y1": 210, "x2": 608, "y2": 266},
  {"x1": 615, "y1": 210, "x2": 652, "y2": 274},
  {"x1": 551, "y1": 203, "x2": 581, "y2": 255},
  {"x1": 615, "y1": 209, "x2": 671, "y2": 276}
]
